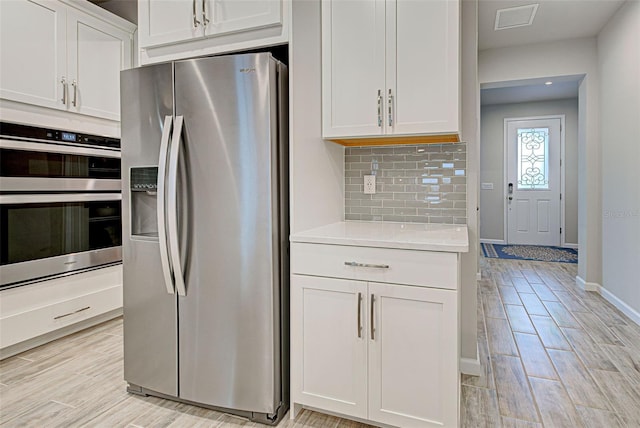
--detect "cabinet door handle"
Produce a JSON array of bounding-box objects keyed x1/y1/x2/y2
[
  {"x1": 344, "y1": 261, "x2": 389, "y2": 269},
  {"x1": 71, "y1": 80, "x2": 77, "y2": 107},
  {"x1": 202, "y1": 0, "x2": 210, "y2": 25},
  {"x1": 61, "y1": 77, "x2": 67, "y2": 105},
  {"x1": 388, "y1": 89, "x2": 393, "y2": 126},
  {"x1": 193, "y1": 0, "x2": 201, "y2": 27},
  {"x1": 357, "y1": 292, "x2": 362, "y2": 338},
  {"x1": 370, "y1": 294, "x2": 375, "y2": 340},
  {"x1": 54, "y1": 306, "x2": 90, "y2": 320},
  {"x1": 377, "y1": 89, "x2": 382, "y2": 127}
]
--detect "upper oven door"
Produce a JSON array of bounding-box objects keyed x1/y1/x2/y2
[{"x1": 0, "y1": 139, "x2": 121, "y2": 192}]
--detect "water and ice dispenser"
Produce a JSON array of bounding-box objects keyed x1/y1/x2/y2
[{"x1": 130, "y1": 167, "x2": 158, "y2": 239}]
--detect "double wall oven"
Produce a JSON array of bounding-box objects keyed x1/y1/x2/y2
[{"x1": 0, "y1": 122, "x2": 122, "y2": 289}]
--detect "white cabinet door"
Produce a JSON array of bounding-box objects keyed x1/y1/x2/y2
[
  {"x1": 368, "y1": 282, "x2": 459, "y2": 428},
  {"x1": 386, "y1": 0, "x2": 459, "y2": 136},
  {"x1": 138, "y1": 0, "x2": 203, "y2": 48},
  {"x1": 291, "y1": 275, "x2": 368, "y2": 419},
  {"x1": 67, "y1": 10, "x2": 132, "y2": 121},
  {"x1": 321, "y1": 0, "x2": 460, "y2": 141},
  {"x1": 0, "y1": 0, "x2": 66, "y2": 110},
  {"x1": 205, "y1": 0, "x2": 281, "y2": 36},
  {"x1": 321, "y1": 0, "x2": 385, "y2": 138}
]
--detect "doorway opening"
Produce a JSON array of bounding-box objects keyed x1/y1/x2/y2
[
  {"x1": 479, "y1": 76, "x2": 581, "y2": 251},
  {"x1": 504, "y1": 116, "x2": 564, "y2": 246}
]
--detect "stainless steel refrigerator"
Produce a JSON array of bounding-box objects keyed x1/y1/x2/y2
[{"x1": 120, "y1": 53, "x2": 289, "y2": 425}]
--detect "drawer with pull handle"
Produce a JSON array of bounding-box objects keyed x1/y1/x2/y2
[{"x1": 291, "y1": 242, "x2": 459, "y2": 290}]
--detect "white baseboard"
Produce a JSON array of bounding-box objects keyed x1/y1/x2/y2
[
  {"x1": 575, "y1": 276, "x2": 640, "y2": 326},
  {"x1": 599, "y1": 287, "x2": 640, "y2": 326},
  {"x1": 460, "y1": 356, "x2": 482, "y2": 376},
  {"x1": 480, "y1": 239, "x2": 506, "y2": 245},
  {"x1": 562, "y1": 243, "x2": 578, "y2": 249},
  {"x1": 576, "y1": 275, "x2": 600, "y2": 292}
]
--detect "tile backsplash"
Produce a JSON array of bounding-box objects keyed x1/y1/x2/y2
[{"x1": 345, "y1": 143, "x2": 467, "y2": 224}]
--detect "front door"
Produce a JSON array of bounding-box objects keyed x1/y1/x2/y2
[{"x1": 506, "y1": 118, "x2": 561, "y2": 246}]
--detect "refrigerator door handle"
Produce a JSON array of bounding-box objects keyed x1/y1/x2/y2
[
  {"x1": 157, "y1": 115, "x2": 175, "y2": 295},
  {"x1": 167, "y1": 115, "x2": 187, "y2": 297}
]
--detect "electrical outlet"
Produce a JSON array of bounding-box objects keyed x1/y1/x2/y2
[{"x1": 364, "y1": 175, "x2": 376, "y2": 194}]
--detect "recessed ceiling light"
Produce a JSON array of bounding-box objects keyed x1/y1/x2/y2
[
  {"x1": 545, "y1": 81, "x2": 553, "y2": 85},
  {"x1": 495, "y1": 4, "x2": 539, "y2": 31}
]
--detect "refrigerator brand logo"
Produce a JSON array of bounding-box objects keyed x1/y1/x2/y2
[{"x1": 239, "y1": 68, "x2": 256, "y2": 73}]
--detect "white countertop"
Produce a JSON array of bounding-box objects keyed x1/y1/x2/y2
[{"x1": 290, "y1": 221, "x2": 469, "y2": 253}]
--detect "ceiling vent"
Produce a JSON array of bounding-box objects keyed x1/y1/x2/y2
[{"x1": 495, "y1": 4, "x2": 539, "y2": 30}]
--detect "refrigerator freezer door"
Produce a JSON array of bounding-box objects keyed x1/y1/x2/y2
[
  {"x1": 174, "y1": 54, "x2": 281, "y2": 414},
  {"x1": 121, "y1": 63, "x2": 179, "y2": 397}
]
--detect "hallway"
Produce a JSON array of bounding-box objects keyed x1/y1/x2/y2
[{"x1": 462, "y1": 257, "x2": 640, "y2": 427}]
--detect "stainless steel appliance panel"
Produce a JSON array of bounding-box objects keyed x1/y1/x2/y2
[
  {"x1": 174, "y1": 54, "x2": 281, "y2": 413},
  {"x1": 121, "y1": 63, "x2": 178, "y2": 397},
  {"x1": 0, "y1": 193, "x2": 122, "y2": 288}
]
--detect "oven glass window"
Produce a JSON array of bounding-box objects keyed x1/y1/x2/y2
[
  {"x1": 0, "y1": 149, "x2": 121, "y2": 179},
  {"x1": 0, "y1": 201, "x2": 122, "y2": 265}
]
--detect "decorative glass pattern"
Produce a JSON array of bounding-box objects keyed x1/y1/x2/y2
[{"x1": 517, "y1": 127, "x2": 549, "y2": 190}]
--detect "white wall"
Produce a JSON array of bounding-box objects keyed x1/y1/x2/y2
[
  {"x1": 460, "y1": 0, "x2": 479, "y2": 366},
  {"x1": 479, "y1": 37, "x2": 601, "y2": 287},
  {"x1": 598, "y1": 0, "x2": 640, "y2": 317},
  {"x1": 480, "y1": 99, "x2": 579, "y2": 245},
  {"x1": 290, "y1": 0, "x2": 345, "y2": 234}
]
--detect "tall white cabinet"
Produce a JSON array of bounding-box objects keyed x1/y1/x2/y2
[
  {"x1": 0, "y1": 0, "x2": 135, "y2": 121},
  {"x1": 290, "y1": 222, "x2": 468, "y2": 428},
  {"x1": 322, "y1": 0, "x2": 460, "y2": 143}
]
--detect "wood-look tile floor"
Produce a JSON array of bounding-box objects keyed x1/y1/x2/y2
[
  {"x1": 1, "y1": 257, "x2": 639, "y2": 427},
  {"x1": 463, "y1": 257, "x2": 640, "y2": 428}
]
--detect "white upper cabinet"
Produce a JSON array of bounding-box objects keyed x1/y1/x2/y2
[
  {"x1": 321, "y1": 0, "x2": 385, "y2": 138},
  {"x1": 67, "y1": 10, "x2": 132, "y2": 120},
  {"x1": 322, "y1": 0, "x2": 460, "y2": 142},
  {"x1": 0, "y1": 0, "x2": 134, "y2": 121},
  {"x1": 138, "y1": 0, "x2": 283, "y2": 49},
  {"x1": 138, "y1": 0, "x2": 202, "y2": 47},
  {"x1": 0, "y1": 0, "x2": 66, "y2": 110},
  {"x1": 208, "y1": 0, "x2": 281, "y2": 36}
]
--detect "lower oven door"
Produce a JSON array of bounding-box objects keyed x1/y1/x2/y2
[{"x1": 0, "y1": 193, "x2": 122, "y2": 288}]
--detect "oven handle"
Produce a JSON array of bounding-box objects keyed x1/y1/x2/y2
[
  {"x1": 0, "y1": 193, "x2": 121, "y2": 204},
  {"x1": 157, "y1": 115, "x2": 175, "y2": 295},
  {"x1": 0, "y1": 138, "x2": 121, "y2": 159},
  {"x1": 167, "y1": 115, "x2": 187, "y2": 297}
]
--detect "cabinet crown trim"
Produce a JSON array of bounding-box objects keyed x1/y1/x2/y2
[{"x1": 61, "y1": 0, "x2": 137, "y2": 32}]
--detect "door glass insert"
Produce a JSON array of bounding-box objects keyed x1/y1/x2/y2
[{"x1": 517, "y1": 127, "x2": 549, "y2": 190}]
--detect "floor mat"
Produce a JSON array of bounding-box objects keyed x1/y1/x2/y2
[{"x1": 481, "y1": 243, "x2": 578, "y2": 263}]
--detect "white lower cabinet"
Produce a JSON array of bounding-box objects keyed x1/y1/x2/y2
[
  {"x1": 292, "y1": 276, "x2": 368, "y2": 418},
  {"x1": 291, "y1": 243, "x2": 460, "y2": 428},
  {"x1": 0, "y1": 265, "x2": 123, "y2": 357}
]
